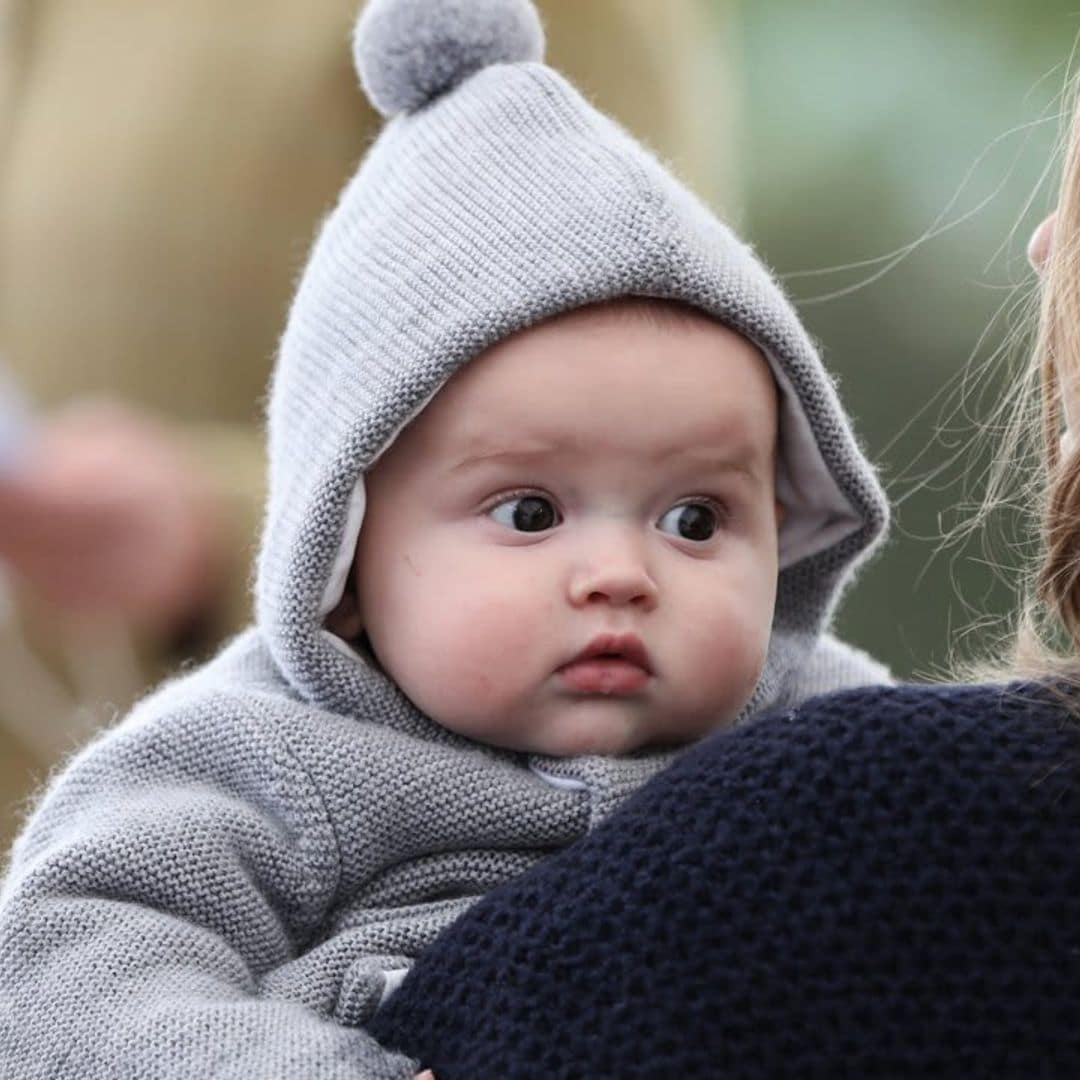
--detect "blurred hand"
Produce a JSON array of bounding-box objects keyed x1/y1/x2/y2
[
  {"x1": 414, "y1": 1072, "x2": 436, "y2": 1079},
  {"x1": 0, "y1": 399, "x2": 226, "y2": 633}
]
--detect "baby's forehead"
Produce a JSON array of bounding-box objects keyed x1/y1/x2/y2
[
  {"x1": 455, "y1": 299, "x2": 768, "y2": 388},
  {"x1": 367, "y1": 296, "x2": 780, "y2": 489}
]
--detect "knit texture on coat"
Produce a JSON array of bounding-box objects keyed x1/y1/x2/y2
[
  {"x1": 0, "y1": 633, "x2": 595, "y2": 1078},
  {"x1": 257, "y1": 0, "x2": 888, "y2": 725},
  {"x1": 0, "y1": 0, "x2": 892, "y2": 1075},
  {"x1": 0, "y1": 631, "x2": 886, "y2": 1078},
  {"x1": 373, "y1": 682, "x2": 1080, "y2": 1078}
]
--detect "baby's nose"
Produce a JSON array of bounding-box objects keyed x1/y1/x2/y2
[{"x1": 567, "y1": 539, "x2": 658, "y2": 610}]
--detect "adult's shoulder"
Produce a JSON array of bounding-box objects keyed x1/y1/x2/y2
[
  {"x1": 619, "y1": 677, "x2": 1080, "y2": 854},
  {"x1": 785, "y1": 676, "x2": 1065, "y2": 725},
  {"x1": 373, "y1": 679, "x2": 1080, "y2": 1077},
  {"x1": 673, "y1": 678, "x2": 1076, "y2": 791},
  {"x1": 763, "y1": 677, "x2": 1069, "y2": 737}
]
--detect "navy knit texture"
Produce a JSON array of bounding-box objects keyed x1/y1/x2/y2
[{"x1": 372, "y1": 683, "x2": 1080, "y2": 1078}]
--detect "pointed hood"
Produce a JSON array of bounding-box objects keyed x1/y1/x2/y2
[{"x1": 255, "y1": 0, "x2": 888, "y2": 727}]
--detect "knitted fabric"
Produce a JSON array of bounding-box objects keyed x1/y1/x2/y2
[
  {"x1": 257, "y1": 0, "x2": 888, "y2": 724},
  {"x1": 372, "y1": 681, "x2": 1080, "y2": 1078},
  {"x1": 0, "y1": 632, "x2": 885, "y2": 1078},
  {"x1": 0, "y1": 1, "x2": 893, "y2": 1075},
  {"x1": 0, "y1": 632, "x2": 589, "y2": 1078}
]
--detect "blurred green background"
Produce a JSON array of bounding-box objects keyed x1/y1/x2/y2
[{"x1": 734, "y1": 0, "x2": 1078, "y2": 678}]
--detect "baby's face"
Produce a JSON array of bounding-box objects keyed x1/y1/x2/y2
[{"x1": 352, "y1": 303, "x2": 780, "y2": 756}]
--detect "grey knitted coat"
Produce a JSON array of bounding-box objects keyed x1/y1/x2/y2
[{"x1": 0, "y1": 1, "x2": 889, "y2": 1076}]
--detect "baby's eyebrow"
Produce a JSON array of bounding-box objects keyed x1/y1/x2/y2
[
  {"x1": 653, "y1": 442, "x2": 768, "y2": 480},
  {"x1": 446, "y1": 444, "x2": 561, "y2": 473},
  {"x1": 447, "y1": 442, "x2": 766, "y2": 484}
]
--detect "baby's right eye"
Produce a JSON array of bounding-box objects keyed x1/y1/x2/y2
[{"x1": 488, "y1": 494, "x2": 561, "y2": 533}]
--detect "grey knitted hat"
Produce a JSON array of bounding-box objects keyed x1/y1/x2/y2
[{"x1": 255, "y1": 0, "x2": 888, "y2": 724}]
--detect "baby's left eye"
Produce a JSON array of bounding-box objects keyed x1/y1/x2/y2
[
  {"x1": 488, "y1": 494, "x2": 561, "y2": 533},
  {"x1": 657, "y1": 501, "x2": 723, "y2": 542}
]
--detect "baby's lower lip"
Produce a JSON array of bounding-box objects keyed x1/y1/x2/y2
[{"x1": 558, "y1": 658, "x2": 650, "y2": 695}]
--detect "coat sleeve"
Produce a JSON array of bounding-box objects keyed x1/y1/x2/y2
[{"x1": 0, "y1": 690, "x2": 419, "y2": 1080}]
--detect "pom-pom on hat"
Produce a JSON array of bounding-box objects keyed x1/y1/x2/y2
[
  {"x1": 256, "y1": 0, "x2": 889, "y2": 726},
  {"x1": 355, "y1": 0, "x2": 544, "y2": 117}
]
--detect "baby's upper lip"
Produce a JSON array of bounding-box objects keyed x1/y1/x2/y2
[{"x1": 563, "y1": 633, "x2": 652, "y2": 673}]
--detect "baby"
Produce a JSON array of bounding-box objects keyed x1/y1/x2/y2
[
  {"x1": 0, "y1": 1, "x2": 889, "y2": 1077},
  {"x1": 326, "y1": 300, "x2": 785, "y2": 759}
]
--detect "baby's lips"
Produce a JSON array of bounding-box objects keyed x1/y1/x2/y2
[
  {"x1": 558, "y1": 657, "x2": 651, "y2": 695},
  {"x1": 556, "y1": 632, "x2": 653, "y2": 695},
  {"x1": 567, "y1": 631, "x2": 650, "y2": 671}
]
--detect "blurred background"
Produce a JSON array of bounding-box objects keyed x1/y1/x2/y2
[
  {"x1": 0, "y1": 0, "x2": 1075, "y2": 850},
  {"x1": 734, "y1": 0, "x2": 1072, "y2": 679}
]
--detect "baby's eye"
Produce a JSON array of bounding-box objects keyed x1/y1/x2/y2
[
  {"x1": 657, "y1": 501, "x2": 723, "y2": 542},
  {"x1": 488, "y1": 494, "x2": 561, "y2": 533}
]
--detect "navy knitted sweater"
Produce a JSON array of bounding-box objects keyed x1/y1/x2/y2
[{"x1": 371, "y1": 683, "x2": 1080, "y2": 1078}]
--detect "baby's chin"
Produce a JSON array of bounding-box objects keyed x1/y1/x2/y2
[{"x1": 450, "y1": 699, "x2": 730, "y2": 758}]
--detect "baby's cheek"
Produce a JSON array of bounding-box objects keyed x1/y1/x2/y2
[
  {"x1": 686, "y1": 603, "x2": 771, "y2": 718},
  {"x1": 411, "y1": 590, "x2": 540, "y2": 721}
]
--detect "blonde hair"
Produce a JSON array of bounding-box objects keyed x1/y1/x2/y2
[{"x1": 998, "y1": 85, "x2": 1080, "y2": 683}]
